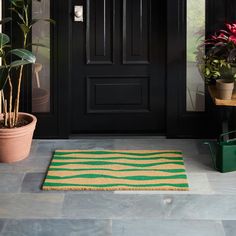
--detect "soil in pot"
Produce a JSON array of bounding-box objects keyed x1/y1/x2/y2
[
  {"x1": 216, "y1": 79, "x2": 234, "y2": 100},
  {"x1": 0, "y1": 119, "x2": 29, "y2": 129}
]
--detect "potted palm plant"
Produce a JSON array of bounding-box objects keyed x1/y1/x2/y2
[
  {"x1": 199, "y1": 23, "x2": 236, "y2": 100},
  {"x1": 0, "y1": 0, "x2": 54, "y2": 163}
]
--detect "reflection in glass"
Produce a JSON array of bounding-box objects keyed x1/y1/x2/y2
[
  {"x1": 186, "y1": 0, "x2": 205, "y2": 111},
  {"x1": 0, "y1": 1, "x2": 2, "y2": 114},
  {"x1": 32, "y1": 0, "x2": 50, "y2": 113}
]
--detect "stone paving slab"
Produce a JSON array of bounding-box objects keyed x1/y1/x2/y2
[
  {"x1": 0, "y1": 219, "x2": 112, "y2": 236},
  {"x1": 0, "y1": 194, "x2": 64, "y2": 219},
  {"x1": 112, "y1": 219, "x2": 225, "y2": 236}
]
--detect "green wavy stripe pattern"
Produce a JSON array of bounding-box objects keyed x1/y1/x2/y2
[
  {"x1": 53, "y1": 156, "x2": 183, "y2": 161},
  {"x1": 48, "y1": 168, "x2": 186, "y2": 173},
  {"x1": 54, "y1": 151, "x2": 182, "y2": 156},
  {"x1": 43, "y1": 150, "x2": 189, "y2": 190},
  {"x1": 50, "y1": 161, "x2": 184, "y2": 167},
  {"x1": 43, "y1": 182, "x2": 189, "y2": 188},
  {"x1": 46, "y1": 174, "x2": 187, "y2": 180}
]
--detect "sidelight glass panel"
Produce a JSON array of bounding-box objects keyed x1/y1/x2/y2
[
  {"x1": 32, "y1": 0, "x2": 51, "y2": 113},
  {"x1": 186, "y1": 0, "x2": 205, "y2": 111},
  {"x1": 0, "y1": 1, "x2": 2, "y2": 114}
]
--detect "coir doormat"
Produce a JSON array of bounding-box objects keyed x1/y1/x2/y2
[{"x1": 42, "y1": 150, "x2": 189, "y2": 191}]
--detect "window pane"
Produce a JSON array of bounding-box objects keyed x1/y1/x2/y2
[
  {"x1": 0, "y1": 1, "x2": 2, "y2": 114},
  {"x1": 32, "y1": 0, "x2": 51, "y2": 113},
  {"x1": 186, "y1": 0, "x2": 205, "y2": 111}
]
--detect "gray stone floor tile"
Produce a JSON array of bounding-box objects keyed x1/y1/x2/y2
[
  {"x1": 0, "y1": 194, "x2": 64, "y2": 219},
  {"x1": 182, "y1": 173, "x2": 213, "y2": 194},
  {"x1": 63, "y1": 193, "x2": 236, "y2": 220},
  {"x1": 0, "y1": 219, "x2": 112, "y2": 236},
  {"x1": 0, "y1": 220, "x2": 6, "y2": 233},
  {"x1": 223, "y1": 220, "x2": 236, "y2": 236},
  {"x1": 163, "y1": 194, "x2": 236, "y2": 220},
  {"x1": 0, "y1": 158, "x2": 51, "y2": 174},
  {"x1": 113, "y1": 220, "x2": 225, "y2": 236},
  {"x1": 63, "y1": 193, "x2": 165, "y2": 219},
  {"x1": 197, "y1": 140, "x2": 214, "y2": 155},
  {"x1": 34, "y1": 139, "x2": 115, "y2": 158},
  {"x1": 113, "y1": 139, "x2": 203, "y2": 154},
  {"x1": 208, "y1": 172, "x2": 236, "y2": 194},
  {"x1": 21, "y1": 173, "x2": 47, "y2": 193},
  {"x1": 183, "y1": 154, "x2": 215, "y2": 173},
  {"x1": 0, "y1": 173, "x2": 24, "y2": 193}
]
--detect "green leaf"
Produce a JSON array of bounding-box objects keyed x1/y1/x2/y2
[
  {"x1": 9, "y1": 49, "x2": 36, "y2": 63},
  {"x1": 18, "y1": 24, "x2": 30, "y2": 35},
  {"x1": 9, "y1": 0, "x2": 24, "y2": 8},
  {"x1": 10, "y1": 60, "x2": 33, "y2": 68},
  {"x1": 205, "y1": 68, "x2": 210, "y2": 76},
  {"x1": 2, "y1": 45, "x2": 12, "y2": 49},
  {"x1": 9, "y1": 7, "x2": 25, "y2": 23},
  {"x1": 0, "y1": 68, "x2": 9, "y2": 90},
  {"x1": 0, "y1": 33, "x2": 10, "y2": 49}
]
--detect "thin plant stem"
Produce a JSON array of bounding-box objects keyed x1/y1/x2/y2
[
  {"x1": 1, "y1": 91, "x2": 6, "y2": 125},
  {"x1": 4, "y1": 99, "x2": 7, "y2": 127},
  {"x1": 15, "y1": 32, "x2": 28, "y2": 125},
  {"x1": 14, "y1": 65, "x2": 24, "y2": 126},
  {"x1": 8, "y1": 76, "x2": 13, "y2": 127},
  {"x1": 13, "y1": 100, "x2": 17, "y2": 126},
  {"x1": 0, "y1": 90, "x2": 2, "y2": 114}
]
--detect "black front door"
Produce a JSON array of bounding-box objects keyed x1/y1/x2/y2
[{"x1": 71, "y1": 0, "x2": 166, "y2": 133}]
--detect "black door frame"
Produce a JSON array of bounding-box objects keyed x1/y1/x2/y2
[
  {"x1": 166, "y1": 0, "x2": 234, "y2": 138},
  {"x1": 3, "y1": 0, "x2": 233, "y2": 138}
]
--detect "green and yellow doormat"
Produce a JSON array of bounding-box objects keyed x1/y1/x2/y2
[{"x1": 42, "y1": 150, "x2": 189, "y2": 191}]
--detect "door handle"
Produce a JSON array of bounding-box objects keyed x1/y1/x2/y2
[{"x1": 74, "y1": 5, "x2": 83, "y2": 22}]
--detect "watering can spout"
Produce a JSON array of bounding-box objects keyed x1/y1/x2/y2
[{"x1": 204, "y1": 141, "x2": 217, "y2": 170}]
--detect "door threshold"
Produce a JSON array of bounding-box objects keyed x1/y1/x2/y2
[{"x1": 69, "y1": 133, "x2": 166, "y2": 139}]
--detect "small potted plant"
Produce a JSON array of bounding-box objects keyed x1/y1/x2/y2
[
  {"x1": 0, "y1": 0, "x2": 54, "y2": 163},
  {"x1": 199, "y1": 23, "x2": 236, "y2": 100}
]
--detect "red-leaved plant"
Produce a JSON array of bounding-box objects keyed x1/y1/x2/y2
[
  {"x1": 198, "y1": 23, "x2": 236, "y2": 84},
  {"x1": 206, "y1": 23, "x2": 236, "y2": 60}
]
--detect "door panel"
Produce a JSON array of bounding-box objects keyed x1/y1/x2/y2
[
  {"x1": 71, "y1": 0, "x2": 166, "y2": 133},
  {"x1": 123, "y1": 0, "x2": 150, "y2": 64},
  {"x1": 86, "y1": 0, "x2": 114, "y2": 64},
  {"x1": 86, "y1": 76, "x2": 149, "y2": 113}
]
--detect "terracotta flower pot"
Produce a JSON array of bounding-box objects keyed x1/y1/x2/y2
[
  {"x1": 0, "y1": 113, "x2": 37, "y2": 163},
  {"x1": 216, "y1": 79, "x2": 234, "y2": 100}
]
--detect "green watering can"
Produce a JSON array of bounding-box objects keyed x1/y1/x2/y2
[{"x1": 205, "y1": 130, "x2": 236, "y2": 173}]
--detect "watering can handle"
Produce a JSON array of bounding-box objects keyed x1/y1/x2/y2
[{"x1": 219, "y1": 130, "x2": 236, "y2": 142}]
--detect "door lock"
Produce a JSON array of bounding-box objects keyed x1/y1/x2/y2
[{"x1": 74, "y1": 6, "x2": 83, "y2": 22}]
